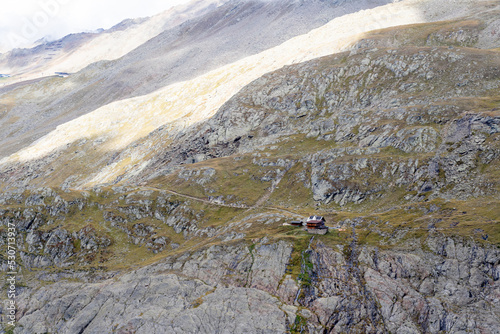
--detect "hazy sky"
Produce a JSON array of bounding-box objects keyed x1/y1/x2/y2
[{"x1": 0, "y1": 0, "x2": 192, "y2": 52}]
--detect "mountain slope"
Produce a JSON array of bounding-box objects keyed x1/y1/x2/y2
[
  {"x1": 0, "y1": 0, "x2": 481, "y2": 188},
  {"x1": 0, "y1": 0, "x2": 228, "y2": 158},
  {"x1": 0, "y1": 0, "x2": 398, "y2": 159},
  {"x1": 0, "y1": 0, "x2": 227, "y2": 81},
  {"x1": 0, "y1": 1, "x2": 499, "y2": 333}
]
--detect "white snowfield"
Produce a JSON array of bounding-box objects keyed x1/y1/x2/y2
[{"x1": 1, "y1": 0, "x2": 481, "y2": 187}]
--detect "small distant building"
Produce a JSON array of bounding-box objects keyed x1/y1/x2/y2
[
  {"x1": 290, "y1": 220, "x2": 303, "y2": 226},
  {"x1": 285, "y1": 215, "x2": 328, "y2": 234},
  {"x1": 0, "y1": 74, "x2": 10, "y2": 78},
  {"x1": 283, "y1": 220, "x2": 303, "y2": 227},
  {"x1": 305, "y1": 215, "x2": 328, "y2": 235},
  {"x1": 55, "y1": 72, "x2": 70, "y2": 78},
  {"x1": 306, "y1": 215, "x2": 326, "y2": 228}
]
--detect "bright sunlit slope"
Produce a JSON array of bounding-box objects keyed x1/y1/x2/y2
[{"x1": 0, "y1": 0, "x2": 390, "y2": 158}]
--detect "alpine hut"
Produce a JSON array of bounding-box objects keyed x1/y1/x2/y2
[{"x1": 305, "y1": 215, "x2": 328, "y2": 234}]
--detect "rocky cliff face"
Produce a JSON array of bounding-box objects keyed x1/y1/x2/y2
[
  {"x1": 0, "y1": 185, "x2": 499, "y2": 333},
  {"x1": 1, "y1": 1, "x2": 500, "y2": 333},
  {"x1": 6, "y1": 234, "x2": 499, "y2": 333}
]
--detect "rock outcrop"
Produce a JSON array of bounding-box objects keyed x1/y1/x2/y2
[{"x1": 4, "y1": 234, "x2": 498, "y2": 333}]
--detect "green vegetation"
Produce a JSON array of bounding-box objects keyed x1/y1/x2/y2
[
  {"x1": 298, "y1": 251, "x2": 313, "y2": 287},
  {"x1": 290, "y1": 314, "x2": 308, "y2": 334},
  {"x1": 286, "y1": 235, "x2": 311, "y2": 280},
  {"x1": 151, "y1": 155, "x2": 280, "y2": 206}
]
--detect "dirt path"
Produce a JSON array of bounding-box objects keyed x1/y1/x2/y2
[
  {"x1": 142, "y1": 162, "x2": 298, "y2": 212},
  {"x1": 142, "y1": 186, "x2": 251, "y2": 209}
]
